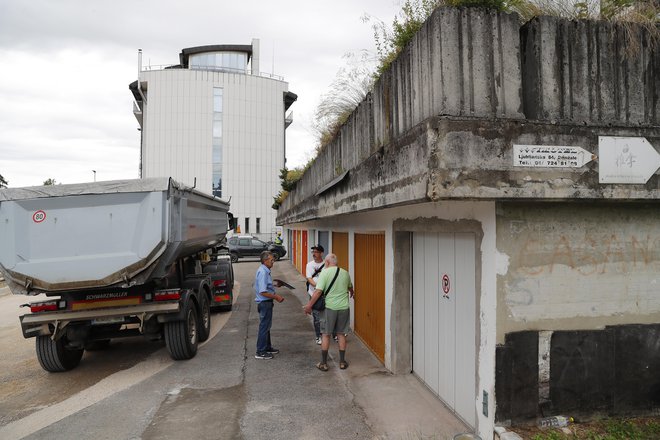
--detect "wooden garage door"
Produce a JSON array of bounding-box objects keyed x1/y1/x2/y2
[
  {"x1": 332, "y1": 232, "x2": 348, "y2": 269},
  {"x1": 354, "y1": 233, "x2": 385, "y2": 362}
]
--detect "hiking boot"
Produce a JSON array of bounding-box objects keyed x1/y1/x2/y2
[{"x1": 255, "y1": 352, "x2": 274, "y2": 360}]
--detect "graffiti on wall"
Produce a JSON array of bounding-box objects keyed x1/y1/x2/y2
[
  {"x1": 500, "y1": 206, "x2": 660, "y2": 322},
  {"x1": 517, "y1": 233, "x2": 660, "y2": 276}
]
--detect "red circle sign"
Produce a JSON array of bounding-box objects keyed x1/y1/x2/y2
[
  {"x1": 442, "y1": 274, "x2": 450, "y2": 294},
  {"x1": 32, "y1": 210, "x2": 46, "y2": 223}
]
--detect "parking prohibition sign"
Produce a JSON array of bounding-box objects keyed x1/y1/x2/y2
[{"x1": 442, "y1": 274, "x2": 450, "y2": 298}]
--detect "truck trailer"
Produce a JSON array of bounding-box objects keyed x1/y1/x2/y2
[{"x1": 0, "y1": 177, "x2": 234, "y2": 372}]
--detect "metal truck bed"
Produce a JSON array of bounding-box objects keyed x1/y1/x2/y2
[{"x1": 0, "y1": 178, "x2": 230, "y2": 295}]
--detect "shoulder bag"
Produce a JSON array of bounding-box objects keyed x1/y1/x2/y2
[
  {"x1": 306, "y1": 263, "x2": 325, "y2": 291},
  {"x1": 312, "y1": 267, "x2": 340, "y2": 312}
]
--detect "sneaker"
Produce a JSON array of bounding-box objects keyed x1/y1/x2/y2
[
  {"x1": 255, "y1": 352, "x2": 273, "y2": 360},
  {"x1": 266, "y1": 347, "x2": 280, "y2": 354},
  {"x1": 315, "y1": 337, "x2": 322, "y2": 345}
]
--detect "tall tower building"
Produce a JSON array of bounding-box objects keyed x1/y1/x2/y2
[{"x1": 130, "y1": 39, "x2": 297, "y2": 239}]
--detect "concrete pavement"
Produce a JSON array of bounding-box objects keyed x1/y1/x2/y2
[
  {"x1": 1, "y1": 259, "x2": 469, "y2": 439},
  {"x1": 251, "y1": 258, "x2": 469, "y2": 439}
]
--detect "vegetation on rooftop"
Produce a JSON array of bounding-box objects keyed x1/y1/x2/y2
[{"x1": 0, "y1": 174, "x2": 7, "y2": 189}]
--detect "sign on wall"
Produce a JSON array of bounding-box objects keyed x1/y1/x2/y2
[
  {"x1": 513, "y1": 145, "x2": 595, "y2": 168},
  {"x1": 598, "y1": 136, "x2": 660, "y2": 184}
]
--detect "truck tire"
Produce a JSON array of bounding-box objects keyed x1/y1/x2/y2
[
  {"x1": 36, "y1": 335, "x2": 84, "y2": 372},
  {"x1": 164, "y1": 300, "x2": 199, "y2": 360},
  {"x1": 197, "y1": 293, "x2": 211, "y2": 342}
]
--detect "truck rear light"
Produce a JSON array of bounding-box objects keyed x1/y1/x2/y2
[
  {"x1": 154, "y1": 290, "x2": 181, "y2": 301},
  {"x1": 213, "y1": 280, "x2": 227, "y2": 287},
  {"x1": 30, "y1": 300, "x2": 60, "y2": 313}
]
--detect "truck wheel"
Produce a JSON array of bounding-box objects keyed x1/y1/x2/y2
[
  {"x1": 197, "y1": 293, "x2": 211, "y2": 342},
  {"x1": 36, "y1": 335, "x2": 84, "y2": 372},
  {"x1": 164, "y1": 300, "x2": 199, "y2": 360}
]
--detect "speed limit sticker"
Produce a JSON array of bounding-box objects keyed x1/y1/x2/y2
[{"x1": 32, "y1": 210, "x2": 46, "y2": 223}]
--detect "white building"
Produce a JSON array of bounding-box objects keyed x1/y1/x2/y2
[{"x1": 130, "y1": 40, "x2": 296, "y2": 239}]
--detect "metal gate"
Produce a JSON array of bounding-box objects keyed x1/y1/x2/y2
[{"x1": 412, "y1": 232, "x2": 477, "y2": 428}]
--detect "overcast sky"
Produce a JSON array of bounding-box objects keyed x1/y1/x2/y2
[{"x1": 0, "y1": 0, "x2": 401, "y2": 188}]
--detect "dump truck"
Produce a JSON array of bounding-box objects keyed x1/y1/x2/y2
[{"x1": 0, "y1": 177, "x2": 235, "y2": 372}]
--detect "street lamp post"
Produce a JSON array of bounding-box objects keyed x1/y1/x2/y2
[{"x1": 92, "y1": 170, "x2": 96, "y2": 182}]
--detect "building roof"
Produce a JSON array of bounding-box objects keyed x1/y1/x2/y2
[{"x1": 179, "y1": 45, "x2": 253, "y2": 67}]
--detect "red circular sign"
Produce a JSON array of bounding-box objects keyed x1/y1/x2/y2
[
  {"x1": 32, "y1": 210, "x2": 46, "y2": 223},
  {"x1": 442, "y1": 274, "x2": 450, "y2": 294}
]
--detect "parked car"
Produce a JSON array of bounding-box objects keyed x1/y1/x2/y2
[
  {"x1": 203, "y1": 254, "x2": 234, "y2": 311},
  {"x1": 227, "y1": 235, "x2": 286, "y2": 262}
]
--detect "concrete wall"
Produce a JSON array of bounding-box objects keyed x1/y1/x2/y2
[
  {"x1": 278, "y1": 10, "x2": 659, "y2": 225},
  {"x1": 278, "y1": 6, "x2": 660, "y2": 435},
  {"x1": 496, "y1": 202, "x2": 660, "y2": 342},
  {"x1": 522, "y1": 17, "x2": 659, "y2": 125},
  {"x1": 372, "y1": 7, "x2": 523, "y2": 147}
]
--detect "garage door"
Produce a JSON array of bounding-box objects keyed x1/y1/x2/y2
[
  {"x1": 354, "y1": 233, "x2": 385, "y2": 361},
  {"x1": 301, "y1": 230, "x2": 308, "y2": 276},
  {"x1": 412, "y1": 232, "x2": 477, "y2": 428},
  {"x1": 331, "y1": 232, "x2": 348, "y2": 269}
]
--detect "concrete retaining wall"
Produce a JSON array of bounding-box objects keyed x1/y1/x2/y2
[
  {"x1": 496, "y1": 202, "x2": 660, "y2": 342},
  {"x1": 522, "y1": 17, "x2": 659, "y2": 125},
  {"x1": 279, "y1": 8, "x2": 659, "y2": 223}
]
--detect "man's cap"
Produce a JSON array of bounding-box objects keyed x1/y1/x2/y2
[{"x1": 311, "y1": 244, "x2": 324, "y2": 253}]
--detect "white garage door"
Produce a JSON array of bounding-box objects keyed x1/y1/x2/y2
[{"x1": 412, "y1": 232, "x2": 477, "y2": 428}]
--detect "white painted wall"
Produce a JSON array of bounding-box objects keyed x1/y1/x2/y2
[{"x1": 140, "y1": 68, "x2": 289, "y2": 238}]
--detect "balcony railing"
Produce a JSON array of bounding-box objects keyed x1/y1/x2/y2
[{"x1": 141, "y1": 64, "x2": 284, "y2": 81}]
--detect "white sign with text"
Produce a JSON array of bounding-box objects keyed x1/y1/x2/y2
[
  {"x1": 513, "y1": 145, "x2": 595, "y2": 168},
  {"x1": 598, "y1": 136, "x2": 660, "y2": 184}
]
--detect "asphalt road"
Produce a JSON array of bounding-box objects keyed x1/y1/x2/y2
[{"x1": 0, "y1": 262, "x2": 374, "y2": 440}]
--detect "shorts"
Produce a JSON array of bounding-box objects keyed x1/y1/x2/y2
[{"x1": 320, "y1": 308, "x2": 350, "y2": 335}]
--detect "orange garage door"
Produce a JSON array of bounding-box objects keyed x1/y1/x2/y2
[
  {"x1": 354, "y1": 233, "x2": 385, "y2": 362},
  {"x1": 332, "y1": 232, "x2": 349, "y2": 269},
  {"x1": 301, "y1": 230, "x2": 308, "y2": 276}
]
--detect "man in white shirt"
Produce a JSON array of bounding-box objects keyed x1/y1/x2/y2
[{"x1": 305, "y1": 245, "x2": 325, "y2": 344}]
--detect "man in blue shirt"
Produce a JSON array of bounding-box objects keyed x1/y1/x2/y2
[{"x1": 254, "y1": 250, "x2": 285, "y2": 359}]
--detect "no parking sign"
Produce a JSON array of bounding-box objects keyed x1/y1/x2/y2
[{"x1": 442, "y1": 274, "x2": 450, "y2": 298}]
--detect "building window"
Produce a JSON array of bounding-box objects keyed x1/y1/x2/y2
[
  {"x1": 256, "y1": 217, "x2": 261, "y2": 234},
  {"x1": 212, "y1": 88, "x2": 223, "y2": 198},
  {"x1": 245, "y1": 217, "x2": 250, "y2": 234},
  {"x1": 190, "y1": 52, "x2": 248, "y2": 73}
]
